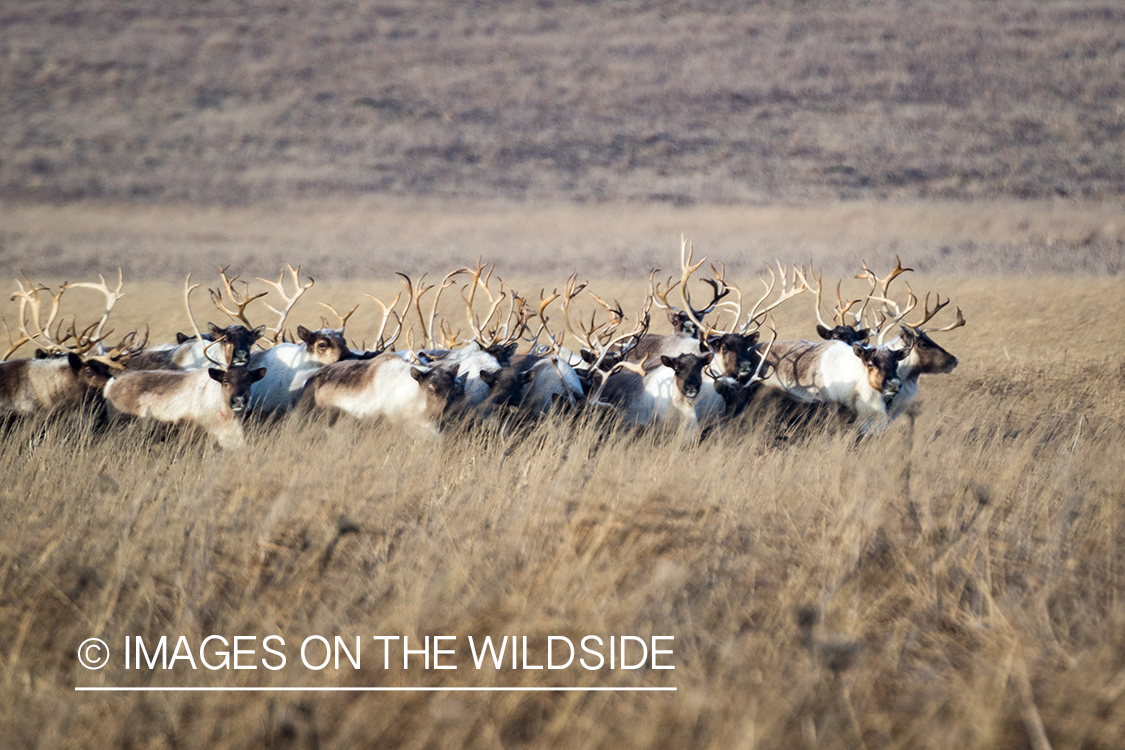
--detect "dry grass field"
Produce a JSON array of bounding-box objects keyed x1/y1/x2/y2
[
  {"x1": 1, "y1": 249, "x2": 1124, "y2": 749},
  {"x1": 3, "y1": 0, "x2": 1125, "y2": 747},
  {"x1": 2, "y1": 0, "x2": 1125, "y2": 205}
]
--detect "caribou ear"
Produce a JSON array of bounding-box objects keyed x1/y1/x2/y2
[
  {"x1": 504, "y1": 342, "x2": 519, "y2": 360},
  {"x1": 208, "y1": 368, "x2": 225, "y2": 383},
  {"x1": 479, "y1": 369, "x2": 497, "y2": 386},
  {"x1": 660, "y1": 355, "x2": 675, "y2": 368},
  {"x1": 251, "y1": 367, "x2": 268, "y2": 382},
  {"x1": 176, "y1": 332, "x2": 191, "y2": 344},
  {"x1": 580, "y1": 349, "x2": 597, "y2": 364},
  {"x1": 852, "y1": 343, "x2": 869, "y2": 361},
  {"x1": 855, "y1": 328, "x2": 872, "y2": 341},
  {"x1": 746, "y1": 331, "x2": 760, "y2": 346},
  {"x1": 816, "y1": 324, "x2": 832, "y2": 340},
  {"x1": 297, "y1": 325, "x2": 314, "y2": 344},
  {"x1": 521, "y1": 369, "x2": 537, "y2": 384},
  {"x1": 701, "y1": 352, "x2": 714, "y2": 365},
  {"x1": 252, "y1": 325, "x2": 267, "y2": 340},
  {"x1": 208, "y1": 322, "x2": 224, "y2": 337},
  {"x1": 410, "y1": 367, "x2": 426, "y2": 383},
  {"x1": 67, "y1": 352, "x2": 83, "y2": 371},
  {"x1": 448, "y1": 364, "x2": 460, "y2": 378}
]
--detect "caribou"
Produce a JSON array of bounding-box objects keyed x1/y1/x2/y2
[
  {"x1": 298, "y1": 353, "x2": 466, "y2": 438},
  {"x1": 105, "y1": 360, "x2": 267, "y2": 450},
  {"x1": 0, "y1": 246, "x2": 965, "y2": 443},
  {"x1": 883, "y1": 294, "x2": 965, "y2": 421},
  {"x1": 1, "y1": 273, "x2": 139, "y2": 415}
]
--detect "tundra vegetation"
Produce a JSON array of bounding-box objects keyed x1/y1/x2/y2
[
  {"x1": 1, "y1": 250, "x2": 1123, "y2": 750},
  {"x1": 2, "y1": 1, "x2": 1125, "y2": 747}
]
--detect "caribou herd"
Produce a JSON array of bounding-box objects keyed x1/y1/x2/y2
[{"x1": 0, "y1": 240, "x2": 964, "y2": 448}]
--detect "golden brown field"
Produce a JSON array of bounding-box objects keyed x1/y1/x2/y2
[
  {"x1": 2, "y1": 214, "x2": 1124, "y2": 748},
  {"x1": 3, "y1": 0, "x2": 1125, "y2": 746}
]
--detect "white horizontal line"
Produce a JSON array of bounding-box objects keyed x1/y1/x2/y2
[{"x1": 76, "y1": 686, "x2": 676, "y2": 692}]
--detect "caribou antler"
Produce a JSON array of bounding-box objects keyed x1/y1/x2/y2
[
  {"x1": 183, "y1": 274, "x2": 205, "y2": 343},
  {"x1": 319, "y1": 303, "x2": 358, "y2": 331},
  {"x1": 257, "y1": 264, "x2": 314, "y2": 343},
  {"x1": 833, "y1": 280, "x2": 861, "y2": 328},
  {"x1": 867, "y1": 285, "x2": 919, "y2": 345},
  {"x1": 854, "y1": 255, "x2": 913, "y2": 330},
  {"x1": 86, "y1": 328, "x2": 148, "y2": 370},
  {"x1": 529, "y1": 288, "x2": 563, "y2": 353},
  {"x1": 210, "y1": 266, "x2": 267, "y2": 329},
  {"x1": 61, "y1": 268, "x2": 124, "y2": 342},
  {"x1": 741, "y1": 261, "x2": 809, "y2": 333},
  {"x1": 906, "y1": 292, "x2": 966, "y2": 333},
  {"x1": 365, "y1": 284, "x2": 406, "y2": 352},
  {"x1": 422, "y1": 268, "x2": 465, "y2": 350},
  {"x1": 749, "y1": 321, "x2": 778, "y2": 384},
  {"x1": 1, "y1": 318, "x2": 31, "y2": 359},
  {"x1": 677, "y1": 237, "x2": 730, "y2": 334},
  {"x1": 459, "y1": 260, "x2": 508, "y2": 347},
  {"x1": 798, "y1": 267, "x2": 833, "y2": 330}
]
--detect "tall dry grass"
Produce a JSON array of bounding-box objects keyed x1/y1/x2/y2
[{"x1": 1, "y1": 275, "x2": 1124, "y2": 748}]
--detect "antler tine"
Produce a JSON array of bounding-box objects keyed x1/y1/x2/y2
[
  {"x1": 425, "y1": 268, "x2": 465, "y2": 350},
  {"x1": 750, "y1": 320, "x2": 779, "y2": 383},
  {"x1": 855, "y1": 255, "x2": 915, "y2": 328},
  {"x1": 61, "y1": 267, "x2": 123, "y2": 341},
  {"x1": 647, "y1": 268, "x2": 682, "y2": 313},
  {"x1": 381, "y1": 310, "x2": 404, "y2": 350},
  {"x1": 488, "y1": 278, "x2": 525, "y2": 347},
  {"x1": 67, "y1": 318, "x2": 105, "y2": 355},
  {"x1": 799, "y1": 267, "x2": 832, "y2": 329},
  {"x1": 11, "y1": 276, "x2": 67, "y2": 353},
  {"x1": 561, "y1": 274, "x2": 594, "y2": 349},
  {"x1": 365, "y1": 289, "x2": 404, "y2": 350},
  {"x1": 257, "y1": 263, "x2": 314, "y2": 343},
  {"x1": 508, "y1": 288, "x2": 532, "y2": 347},
  {"x1": 744, "y1": 262, "x2": 809, "y2": 331},
  {"x1": 905, "y1": 292, "x2": 947, "y2": 328},
  {"x1": 438, "y1": 318, "x2": 462, "y2": 349},
  {"x1": 741, "y1": 264, "x2": 776, "y2": 333},
  {"x1": 868, "y1": 283, "x2": 919, "y2": 345},
  {"x1": 926, "y1": 306, "x2": 965, "y2": 333},
  {"x1": 209, "y1": 265, "x2": 266, "y2": 329},
  {"x1": 906, "y1": 292, "x2": 965, "y2": 333},
  {"x1": 2, "y1": 318, "x2": 31, "y2": 359},
  {"x1": 392, "y1": 272, "x2": 433, "y2": 348},
  {"x1": 474, "y1": 286, "x2": 508, "y2": 347},
  {"x1": 530, "y1": 288, "x2": 563, "y2": 352},
  {"x1": 588, "y1": 292, "x2": 624, "y2": 327},
  {"x1": 202, "y1": 335, "x2": 227, "y2": 369},
  {"x1": 677, "y1": 236, "x2": 715, "y2": 333},
  {"x1": 182, "y1": 274, "x2": 204, "y2": 343},
  {"x1": 319, "y1": 302, "x2": 358, "y2": 331},
  {"x1": 832, "y1": 280, "x2": 861, "y2": 327},
  {"x1": 91, "y1": 328, "x2": 148, "y2": 369},
  {"x1": 586, "y1": 308, "x2": 648, "y2": 375}
]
